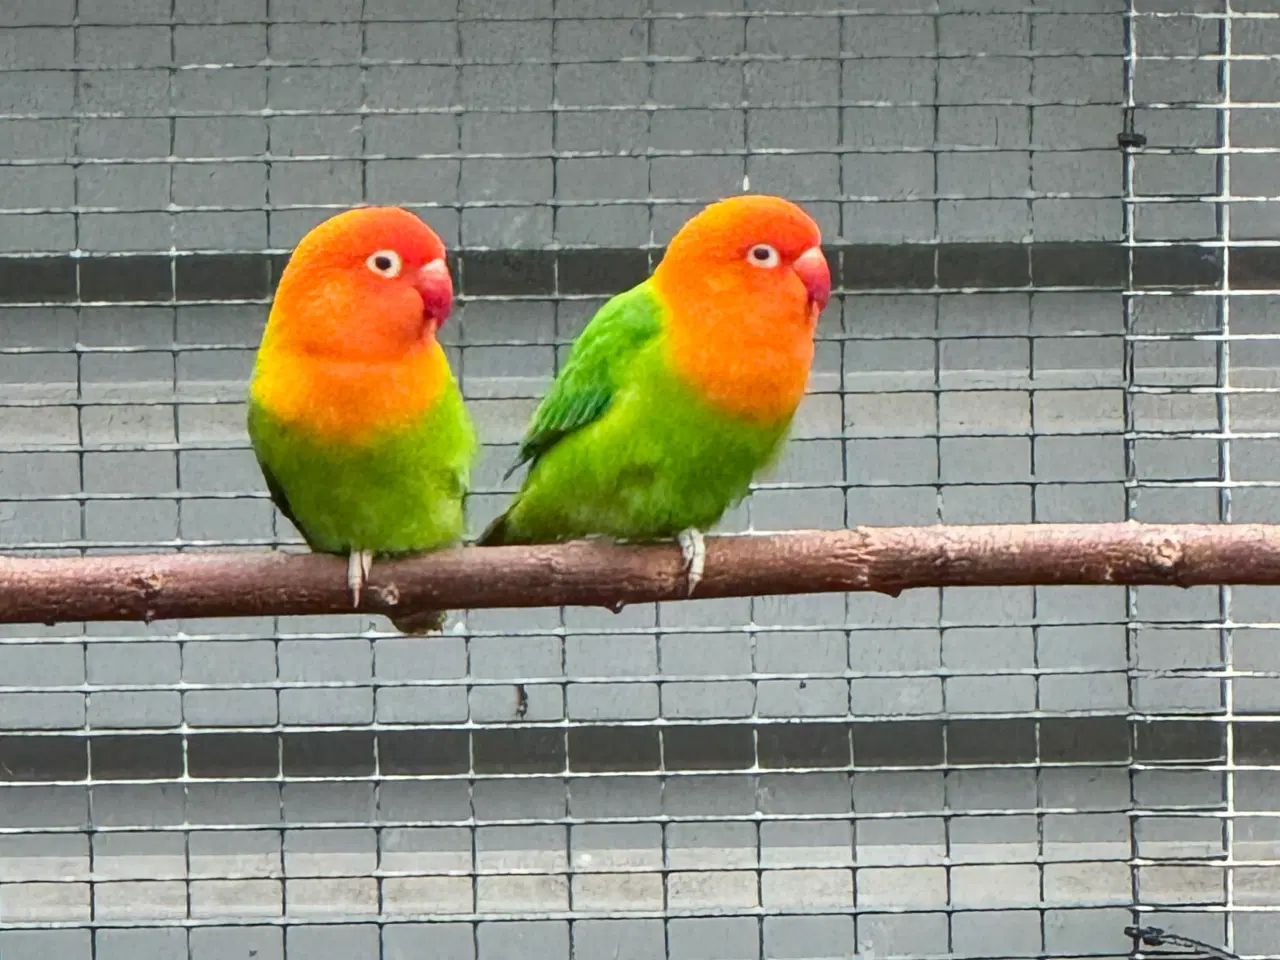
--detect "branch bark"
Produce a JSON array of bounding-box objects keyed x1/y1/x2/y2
[{"x1": 0, "y1": 523, "x2": 1278, "y2": 625}]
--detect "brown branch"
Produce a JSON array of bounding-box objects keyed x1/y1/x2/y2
[{"x1": 1, "y1": 522, "x2": 1279, "y2": 625}]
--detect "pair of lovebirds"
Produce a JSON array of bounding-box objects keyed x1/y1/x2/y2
[{"x1": 247, "y1": 194, "x2": 832, "y2": 633}]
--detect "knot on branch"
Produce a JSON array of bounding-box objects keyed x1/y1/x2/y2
[
  {"x1": 1144, "y1": 536, "x2": 1186, "y2": 584},
  {"x1": 129, "y1": 570, "x2": 166, "y2": 622},
  {"x1": 1131, "y1": 535, "x2": 1187, "y2": 586},
  {"x1": 371, "y1": 582, "x2": 400, "y2": 608}
]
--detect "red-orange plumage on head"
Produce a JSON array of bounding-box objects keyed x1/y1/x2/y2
[
  {"x1": 267, "y1": 206, "x2": 453, "y2": 364},
  {"x1": 655, "y1": 194, "x2": 830, "y2": 330}
]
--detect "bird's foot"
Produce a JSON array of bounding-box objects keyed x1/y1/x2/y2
[
  {"x1": 677, "y1": 528, "x2": 705, "y2": 597},
  {"x1": 347, "y1": 549, "x2": 374, "y2": 607}
]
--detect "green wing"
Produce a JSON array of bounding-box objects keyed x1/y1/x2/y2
[
  {"x1": 506, "y1": 280, "x2": 664, "y2": 478},
  {"x1": 247, "y1": 398, "x2": 319, "y2": 550}
]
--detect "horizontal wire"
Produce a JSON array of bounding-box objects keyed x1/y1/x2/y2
[
  {"x1": 0, "y1": 704, "x2": 1261, "y2": 732},
  {"x1": 0, "y1": 763, "x2": 1271, "y2": 793},
  {"x1": 4, "y1": 99, "x2": 1276, "y2": 123},
  {"x1": 0, "y1": 8, "x2": 1273, "y2": 23},
  {"x1": 6, "y1": 53, "x2": 1255, "y2": 70},
  {"x1": 0, "y1": 857, "x2": 1267, "y2": 885},
  {"x1": 0, "y1": 619, "x2": 1254, "y2": 644},
  {"x1": 9, "y1": 145, "x2": 1280, "y2": 166},
  {"x1": 7, "y1": 903, "x2": 1266, "y2": 934},
  {"x1": 13, "y1": 194, "x2": 1280, "y2": 215},
  {"x1": 0, "y1": 665, "x2": 1259, "y2": 692},
  {"x1": 0, "y1": 7, "x2": 1274, "y2": 20},
  {"x1": 0, "y1": 805, "x2": 1258, "y2": 832}
]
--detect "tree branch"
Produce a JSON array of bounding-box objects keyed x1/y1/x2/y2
[{"x1": 1, "y1": 523, "x2": 1278, "y2": 625}]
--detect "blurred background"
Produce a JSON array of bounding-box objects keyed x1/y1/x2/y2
[{"x1": 0, "y1": 0, "x2": 1278, "y2": 958}]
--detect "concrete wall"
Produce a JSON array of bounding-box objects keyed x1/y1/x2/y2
[{"x1": 0, "y1": 0, "x2": 1277, "y2": 958}]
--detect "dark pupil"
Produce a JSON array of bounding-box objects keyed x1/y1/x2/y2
[
  {"x1": 375, "y1": 255, "x2": 392, "y2": 271},
  {"x1": 752, "y1": 247, "x2": 769, "y2": 260}
]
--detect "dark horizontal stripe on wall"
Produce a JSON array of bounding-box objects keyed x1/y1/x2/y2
[
  {"x1": 0, "y1": 243, "x2": 1269, "y2": 305},
  {"x1": 0, "y1": 717, "x2": 1260, "y2": 782}
]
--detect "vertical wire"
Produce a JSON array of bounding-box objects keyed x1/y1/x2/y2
[
  {"x1": 1121, "y1": 0, "x2": 1144, "y2": 938},
  {"x1": 69, "y1": 2, "x2": 97, "y2": 955},
  {"x1": 926, "y1": 8, "x2": 955, "y2": 958},
  {"x1": 1216, "y1": 2, "x2": 1237, "y2": 953},
  {"x1": 164, "y1": 3, "x2": 194, "y2": 954},
  {"x1": 836, "y1": 7, "x2": 858, "y2": 948}
]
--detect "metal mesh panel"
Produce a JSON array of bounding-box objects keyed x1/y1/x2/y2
[{"x1": 0, "y1": 0, "x2": 1276, "y2": 957}]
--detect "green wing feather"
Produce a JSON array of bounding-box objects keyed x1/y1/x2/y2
[
  {"x1": 253, "y1": 449, "x2": 315, "y2": 546},
  {"x1": 505, "y1": 281, "x2": 664, "y2": 479}
]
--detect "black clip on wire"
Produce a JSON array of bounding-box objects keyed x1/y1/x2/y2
[
  {"x1": 1125, "y1": 925, "x2": 1241, "y2": 960},
  {"x1": 1117, "y1": 106, "x2": 1147, "y2": 150}
]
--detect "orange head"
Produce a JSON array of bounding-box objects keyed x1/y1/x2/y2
[
  {"x1": 266, "y1": 206, "x2": 453, "y2": 362},
  {"x1": 653, "y1": 194, "x2": 831, "y2": 326}
]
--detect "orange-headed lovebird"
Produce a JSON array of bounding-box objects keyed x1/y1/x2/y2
[
  {"x1": 248, "y1": 207, "x2": 475, "y2": 633},
  {"x1": 478, "y1": 194, "x2": 831, "y2": 593}
]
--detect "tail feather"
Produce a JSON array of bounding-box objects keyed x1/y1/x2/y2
[
  {"x1": 390, "y1": 608, "x2": 448, "y2": 636},
  {"x1": 477, "y1": 510, "x2": 517, "y2": 547}
]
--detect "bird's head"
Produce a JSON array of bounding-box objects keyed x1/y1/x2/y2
[
  {"x1": 268, "y1": 206, "x2": 454, "y2": 362},
  {"x1": 655, "y1": 194, "x2": 831, "y2": 332}
]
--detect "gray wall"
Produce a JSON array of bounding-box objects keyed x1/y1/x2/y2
[
  {"x1": 1, "y1": 0, "x2": 1277, "y2": 958},
  {"x1": 5, "y1": 0, "x2": 1137, "y2": 253}
]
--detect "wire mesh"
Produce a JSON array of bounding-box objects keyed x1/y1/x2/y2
[{"x1": 0, "y1": 0, "x2": 1276, "y2": 958}]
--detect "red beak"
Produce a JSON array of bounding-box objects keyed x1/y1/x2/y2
[
  {"x1": 415, "y1": 258, "x2": 453, "y2": 328},
  {"x1": 793, "y1": 246, "x2": 831, "y2": 312}
]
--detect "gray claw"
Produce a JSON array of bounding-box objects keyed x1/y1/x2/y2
[
  {"x1": 347, "y1": 549, "x2": 373, "y2": 607},
  {"x1": 677, "y1": 529, "x2": 705, "y2": 597}
]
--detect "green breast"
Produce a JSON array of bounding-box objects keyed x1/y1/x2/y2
[
  {"x1": 247, "y1": 385, "x2": 475, "y2": 556},
  {"x1": 506, "y1": 340, "x2": 791, "y2": 543}
]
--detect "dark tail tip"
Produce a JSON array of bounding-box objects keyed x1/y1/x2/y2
[
  {"x1": 476, "y1": 512, "x2": 510, "y2": 547},
  {"x1": 390, "y1": 608, "x2": 448, "y2": 635}
]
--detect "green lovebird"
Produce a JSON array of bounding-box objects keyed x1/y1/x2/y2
[
  {"x1": 478, "y1": 194, "x2": 832, "y2": 593},
  {"x1": 247, "y1": 206, "x2": 476, "y2": 634}
]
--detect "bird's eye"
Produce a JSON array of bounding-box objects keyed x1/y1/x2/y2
[
  {"x1": 366, "y1": 250, "x2": 402, "y2": 278},
  {"x1": 747, "y1": 244, "x2": 780, "y2": 268}
]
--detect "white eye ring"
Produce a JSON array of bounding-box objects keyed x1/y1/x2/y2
[
  {"x1": 366, "y1": 249, "x2": 402, "y2": 278},
  {"x1": 746, "y1": 244, "x2": 780, "y2": 268}
]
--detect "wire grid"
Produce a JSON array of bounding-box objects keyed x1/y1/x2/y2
[{"x1": 0, "y1": 0, "x2": 1276, "y2": 958}]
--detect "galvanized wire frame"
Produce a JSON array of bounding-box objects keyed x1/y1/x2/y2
[{"x1": 0, "y1": 1, "x2": 1275, "y2": 959}]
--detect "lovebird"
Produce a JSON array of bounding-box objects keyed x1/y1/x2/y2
[
  {"x1": 247, "y1": 206, "x2": 476, "y2": 633},
  {"x1": 478, "y1": 194, "x2": 831, "y2": 592}
]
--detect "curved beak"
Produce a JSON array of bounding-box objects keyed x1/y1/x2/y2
[
  {"x1": 415, "y1": 258, "x2": 454, "y2": 329},
  {"x1": 793, "y1": 246, "x2": 831, "y2": 312}
]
